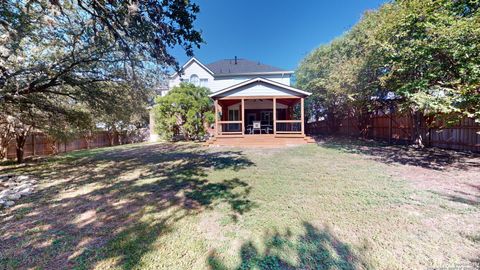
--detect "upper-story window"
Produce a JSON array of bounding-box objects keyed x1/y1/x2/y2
[
  {"x1": 199, "y1": 78, "x2": 208, "y2": 87},
  {"x1": 190, "y1": 74, "x2": 200, "y2": 86}
]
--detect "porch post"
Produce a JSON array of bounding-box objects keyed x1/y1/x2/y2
[
  {"x1": 301, "y1": 97, "x2": 305, "y2": 135},
  {"x1": 273, "y1": 98, "x2": 277, "y2": 135},
  {"x1": 214, "y1": 99, "x2": 218, "y2": 136},
  {"x1": 241, "y1": 98, "x2": 245, "y2": 135}
]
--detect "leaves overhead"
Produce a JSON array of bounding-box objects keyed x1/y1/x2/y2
[
  {"x1": 296, "y1": 0, "x2": 480, "y2": 126},
  {"x1": 0, "y1": 0, "x2": 202, "y2": 146}
]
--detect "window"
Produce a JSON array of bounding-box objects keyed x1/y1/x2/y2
[
  {"x1": 228, "y1": 108, "x2": 240, "y2": 132},
  {"x1": 228, "y1": 109, "x2": 239, "y2": 121},
  {"x1": 261, "y1": 111, "x2": 272, "y2": 125},
  {"x1": 190, "y1": 74, "x2": 199, "y2": 86},
  {"x1": 199, "y1": 78, "x2": 208, "y2": 87}
]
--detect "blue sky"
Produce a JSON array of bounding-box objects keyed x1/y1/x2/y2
[{"x1": 171, "y1": 0, "x2": 388, "y2": 71}]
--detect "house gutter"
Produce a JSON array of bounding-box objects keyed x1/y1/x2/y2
[{"x1": 213, "y1": 71, "x2": 294, "y2": 77}]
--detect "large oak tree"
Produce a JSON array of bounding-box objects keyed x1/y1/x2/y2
[{"x1": 0, "y1": 0, "x2": 203, "y2": 162}]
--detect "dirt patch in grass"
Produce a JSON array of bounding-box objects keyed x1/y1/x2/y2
[
  {"x1": 318, "y1": 136, "x2": 479, "y2": 170},
  {"x1": 318, "y1": 136, "x2": 480, "y2": 266},
  {"x1": 317, "y1": 136, "x2": 478, "y2": 196},
  {"x1": 317, "y1": 136, "x2": 480, "y2": 206}
]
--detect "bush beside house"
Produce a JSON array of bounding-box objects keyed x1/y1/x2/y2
[{"x1": 153, "y1": 83, "x2": 214, "y2": 141}]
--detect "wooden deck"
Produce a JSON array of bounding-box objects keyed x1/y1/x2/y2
[{"x1": 206, "y1": 134, "x2": 316, "y2": 148}]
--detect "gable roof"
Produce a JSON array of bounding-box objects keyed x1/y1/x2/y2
[
  {"x1": 209, "y1": 77, "x2": 311, "y2": 98},
  {"x1": 169, "y1": 57, "x2": 214, "y2": 78},
  {"x1": 206, "y1": 58, "x2": 293, "y2": 76}
]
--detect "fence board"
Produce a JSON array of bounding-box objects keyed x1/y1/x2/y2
[
  {"x1": 5, "y1": 130, "x2": 148, "y2": 160},
  {"x1": 307, "y1": 115, "x2": 480, "y2": 152}
]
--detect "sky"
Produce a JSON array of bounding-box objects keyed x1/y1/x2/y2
[{"x1": 171, "y1": 0, "x2": 388, "y2": 71}]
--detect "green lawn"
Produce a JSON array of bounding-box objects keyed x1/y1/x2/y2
[{"x1": 0, "y1": 139, "x2": 479, "y2": 269}]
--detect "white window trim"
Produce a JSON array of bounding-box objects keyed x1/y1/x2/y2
[{"x1": 190, "y1": 74, "x2": 200, "y2": 86}]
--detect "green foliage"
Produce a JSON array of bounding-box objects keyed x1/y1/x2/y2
[
  {"x1": 297, "y1": 0, "x2": 480, "y2": 128},
  {"x1": 376, "y1": 0, "x2": 480, "y2": 118},
  {"x1": 154, "y1": 83, "x2": 214, "y2": 141},
  {"x1": 297, "y1": 10, "x2": 384, "y2": 131},
  {"x1": 0, "y1": 0, "x2": 201, "y2": 161}
]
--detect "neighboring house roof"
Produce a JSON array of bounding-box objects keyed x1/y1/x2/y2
[
  {"x1": 206, "y1": 58, "x2": 293, "y2": 76},
  {"x1": 209, "y1": 77, "x2": 311, "y2": 98},
  {"x1": 169, "y1": 57, "x2": 214, "y2": 78}
]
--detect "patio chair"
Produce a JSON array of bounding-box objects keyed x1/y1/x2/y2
[
  {"x1": 264, "y1": 126, "x2": 273, "y2": 134},
  {"x1": 252, "y1": 121, "x2": 262, "y2": 134}
]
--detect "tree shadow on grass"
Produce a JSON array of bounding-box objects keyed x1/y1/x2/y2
[
  {"x1": 73, "y1": 218, "x2": 173, "y2": 270},
  {"x1": 208, "y1": 222, "x2": 372, "y2": 270},
  {"x1": 430, "y1": 183, "x2": 480, "y2": 208},
  {"x1": 316, "y1": 136, "x2": 480, "y2": 171},
  {"x1": 0, "y1": 143, "x2": 256, "y2": 269}
]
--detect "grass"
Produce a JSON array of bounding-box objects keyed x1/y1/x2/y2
[{"x1": 0, "y1": 139, "x2": 479, "y2": 269}]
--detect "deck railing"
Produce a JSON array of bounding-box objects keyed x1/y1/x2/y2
[
  {"x1": 216, "y1": 120, "x2": 304, "y2": 136},
  {"x1": 217, "y1": 121, "x2": 243, "y2": 135},
  {"x1": 276, "y1": 120, "x2": 302, "y2": 134},
  {"x1": 217, "y1": 120, "x2": 303, "y2": 136}
]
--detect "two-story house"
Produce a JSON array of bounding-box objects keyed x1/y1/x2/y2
[
  {"x1": 153, "y1": 57, "x2": 313, "y2": 146},
  {"x1": 167, "y1": 56, "x2": 293, "y2": 93}
]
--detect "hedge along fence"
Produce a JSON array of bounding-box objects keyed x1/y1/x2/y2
[
  {"x1": 5, "y1": 129, "x2": 149, "y2": 160},
  {"x1": 307, "y1": 115, "x2": 480, "y2": 152}
]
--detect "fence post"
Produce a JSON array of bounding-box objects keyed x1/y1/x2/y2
[{"x1": 389, "y1": 113, "x2": 393, "y2": 145}]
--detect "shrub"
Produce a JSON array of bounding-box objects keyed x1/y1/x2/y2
[{"x1": 153, "y1": 83, "x2": 214, "y2": 141}]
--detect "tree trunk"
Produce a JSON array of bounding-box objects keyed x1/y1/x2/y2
[
  {"x1": 107, "y1": 126, "x2": 117, "y2": 146},
  {"x1": 355, "y1": 109, "x2": 370, "y2": 139},
  {"x1": 118, "y1": 133, "x2": 123, "y2": 145},
  {"x1": 326, "y1": 110, "x2": 339, "y2": 134},
  {"x1": 83, "y1": 131, "x2": 93, "y2": 149},
  {"x1": 0, "y1": 129, "x2": 13, "y2": 160},
  {"x1": 50, "y1": 139, "x2": 58, "y2": 155},
  {"x1": 412, "y1": 110, "x2": 425, "y2": 147},
  {"x1": 107, "y1": 131, "x2": 114, "y2": 146},
  {"x1": 0, "y1": 137, "x2": 10, "y2": 160},
  {"x1": 0, "y1": 146, "x2": 7, "y2": 161},
  {"x1": 16, "y1": 134, "x2": 27, "y2": 163}
]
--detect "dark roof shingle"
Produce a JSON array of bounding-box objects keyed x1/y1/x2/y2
[{"x1": 206, "y1": 58, "x2": 289, "y2": 75}]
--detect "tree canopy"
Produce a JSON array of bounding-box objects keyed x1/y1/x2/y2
[
  {"x1": 0, "y1": 0, "x2": 202, "y2": 110},
  {"x1": 297, "y1": 0, "x2": 480, "y2": 134},
  {"x1": 0, "y1": 0, "x2": 203, "y2": 162}
]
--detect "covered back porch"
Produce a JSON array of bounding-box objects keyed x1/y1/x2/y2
[
  {"x1": 208, "y1": 78, "x2": 314, "y2": 146},
  {"x1": 214, "y1": 97, "x2": 305, "y2": 137}
]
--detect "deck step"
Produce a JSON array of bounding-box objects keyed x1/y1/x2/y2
[
  {"x1": 207, "y1": 135, "x2": 315, "y2": 147},
  {"x1": 304, "y1": 136, "x2": 316, "y2": 143},
  {"x1": 274, "y1": 134, "x2": 305, "y2": 138}
]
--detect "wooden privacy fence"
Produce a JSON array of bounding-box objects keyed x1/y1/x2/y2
[
  {"x1": 5, "y1": 130, "x2": 148, "y2": 160},
  {"x1": 307, "y1": 115, "x2": 480, "y2": 152}
]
